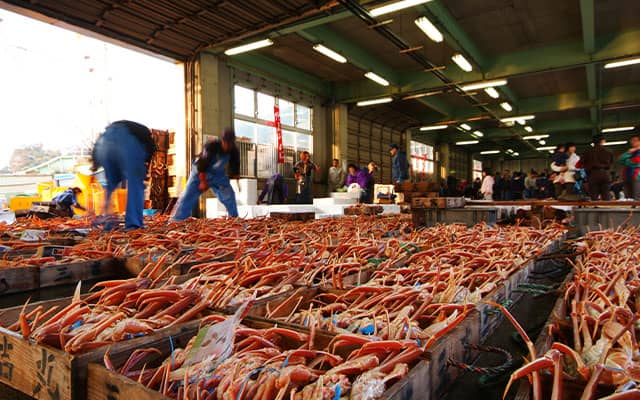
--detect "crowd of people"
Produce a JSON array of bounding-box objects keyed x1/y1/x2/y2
[{"x1": 474, "y1": 135, "x2": 640, "y2": 201}]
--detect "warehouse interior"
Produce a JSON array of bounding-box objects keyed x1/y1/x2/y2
[{"x1": 1, "y1": 0, "x2": 640, "y2": 399}]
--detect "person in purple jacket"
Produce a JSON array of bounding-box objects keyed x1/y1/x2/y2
[{"x1": 346, "y1": 164, "x2": 370, "y2": 203}]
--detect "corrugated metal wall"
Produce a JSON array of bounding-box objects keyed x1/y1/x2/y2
[
  {"x1": 448, "y1": 147, "x2": 471, "y2": 181},
  {"x1": 347, "y1": 115, "x2": 405, "y2": 184}
]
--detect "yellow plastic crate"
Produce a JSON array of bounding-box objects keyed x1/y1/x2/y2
[{"x1": 9, "y1": 196, "x2": 41, "y2": 211}]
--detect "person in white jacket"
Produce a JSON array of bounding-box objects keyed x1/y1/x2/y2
[
  {"x1": 480, "y1": 170, "x2": 495, "y2": 200},
  {"x1": 551, "y1": 143, "x2": 580, "y2": 198}
]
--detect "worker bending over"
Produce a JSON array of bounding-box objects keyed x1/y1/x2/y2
[
  {"x1": 92, "y1": 120, "x2": 156, "y2": 230},
  {"x1": 174, "y1": 128, "x2": 240, "y2": 219},
  {"x1": 52, "y1": 187, "x2": 86, "y2": 217}
]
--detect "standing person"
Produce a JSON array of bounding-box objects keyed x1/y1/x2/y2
[
  {"x1": 550, "y1": 145, "x2": 569, "y2": 198},
  {"x1": 293, "y1": 151, "x2": 320, "y2": 204},
  {"x1": 327, "y1": 159, "x2": 346, "y2": 192},
  {"x1": 173, "y1": 128, "x2": 240, "y2": 220},
  {"x1": 91, "y1": 120, "x2": 156, "y2": 230},
  {"x1": 510, "y1": 172, "x2": 525, "y2": 200},
  {"x1": 524, "y1": 171, "x2": 538, "y2": 199},
  {"x1": 258, "y1": 173, "x2": 287, "y2": 205},
  {"x1": 389, "y1": 144, "x2": 409, "y2": 184},
  {"x1": 560, "y1": 143, "x2": 580, "y2": 198},
  {"x1": 363, "y1": 161, "x2": 377, "y2": 204},
  {"x1": 618, "y1": 135, "x2": 640, "y2": 200},
  {"x1": 501, "y1": 170, "x2": 512, "y2": 200},
  {"x1": 582, "y1": 135, "x2": 614, "y2": 200},
  {"x1": 472, "y1": 177, "x2": 482, "y2": 199},
  {"x1": 52, "y1": 187, "x2": 86, "y2": 217},
  {"x1": 480, "y1": 170, "x2": 494, "y2": 200}
]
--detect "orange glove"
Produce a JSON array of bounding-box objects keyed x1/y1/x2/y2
[{"x1": 198, "y1": 173, "x2": 208, "y2": 191}]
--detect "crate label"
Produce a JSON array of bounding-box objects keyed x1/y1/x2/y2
[
  {"x1": 0, "y1": 336, "x2": 14, "y2": 381},
  {"x1": 33, "y1": 348, "x2": 60, "y2": 400}
]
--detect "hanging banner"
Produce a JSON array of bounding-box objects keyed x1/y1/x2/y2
[{"x1": 274, "y1": 105, "x2": 285, "y2": 164}]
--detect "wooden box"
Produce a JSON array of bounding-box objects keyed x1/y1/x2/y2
[
  {"x1": 39, "y1": 258, "x2": 124, "y2": 289},
  {"x1": 0, "y1": 266, "x2": 39, "y2": 295}
]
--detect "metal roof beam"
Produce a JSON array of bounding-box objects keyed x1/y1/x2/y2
[
  {"x1": 222, "y1": 52, "x2": 330, "y2": 96},
  {"x1": 580, "y1": 0, "x2": 596, "y2": 54},
  {"x1": 421, "y1": 0, "x2": 488, "y2": 69},
  {"x1": 335, "y1": 28, "x2": 640, "y2": 102}
]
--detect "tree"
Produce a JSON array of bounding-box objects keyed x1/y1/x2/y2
[{"x1": 9, "y1": 144, "x2": 61, "y2": 173}]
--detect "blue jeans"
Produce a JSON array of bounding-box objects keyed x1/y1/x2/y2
[
  {"x1": 173, "y1": 160, "x2": 238, "y2": 220},
  {"x1": 93, "y1": 125, "x2": 148, "y2": 229}
]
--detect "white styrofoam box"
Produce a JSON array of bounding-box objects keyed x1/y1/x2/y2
[
  {"x1": 314, "y1": 204, "x2": 349, "y2": 216},
  {"x1": 380, "y1": 204, "x2": 401, "y2": 215},
  {"x1": 0, "y1": 211, "x2": 16, "y2": 225},
  {"x1": 330, "y1": 192, "x2": 360, "y2": 200},
  {"x1": 313, "y1": 197, "x2": 358, "y2": 207},
  {"x1": 267, "y1": 205, "x2": 316, "y2": 214},
  {"x1": 230, "y1": 178, "x2": 257, "y2": 206}
]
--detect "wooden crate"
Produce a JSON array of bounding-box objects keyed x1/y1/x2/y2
[
  {"x1": 0, "y1": 266, "x2": 39, "y2": 295},
  {"x1": 39, "y1": 258, "x2": 124, "y2": 289},
  {"x1": 0, "y1": 296, "x2": 206, "y2": 400},
  {"x1": 86, "y1": 317, "x2": 360, "y2": 400}
]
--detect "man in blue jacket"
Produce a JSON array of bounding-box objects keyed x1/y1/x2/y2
[
  {"x1": 173, "y1": 128, "x2": 240, "y2": 219},
  {"x1": 52, "y1": 187, "x2": 86, "y2": 217},
  {"x1": 389, "y1": 144, "x2": 409, "y2": 183},
  {"x1": 92, "y1": 120, "x2": 156, "y2": 230}
]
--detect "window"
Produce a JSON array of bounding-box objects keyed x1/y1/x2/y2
[
  {"x1": 233, "y1": 85, "x2": 314, "y2": 178},
  {"x1": 234, "y1": 86, "x2": 254, "y2": 117},
  {"x1": 410, "y1": 141, "x2": 434, "y2": 177},
  {"x1": 473, "y1": 160, "x2": 483, "y2": 180}
]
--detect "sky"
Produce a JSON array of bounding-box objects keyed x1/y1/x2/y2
[{"x1": 0, "y1": 8, "x2": 185, "y2": 170}]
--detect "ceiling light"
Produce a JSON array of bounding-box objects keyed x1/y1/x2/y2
[
  {"x1": 506, "y1": 149, "x2": 514, "y2": 154},
  {"x1": 604, "y1": 57, "x2": 640, "y2": 69},
  {"x1": 602, "y1": 126, "x2": 635, "y2": 133},
  {"x1": 456, "y1": 140, "x2": 479, "y2": 145},
  {"x1": 460, "y1": 124, "x2": 472, "y2": 131},
  {"x1": 461, "y1": 79, "x2": 508, "y2": 91},
  {"x1": 523, "y1": 134, "x2": 549, "y2": 140},
  {"x1": 513, "y1": 152, "x2": 519, "y2": 156},
  {"x1": 537, "y1": 146, "x2": 555, "y2": 151},
  {"x1": 604, "y1": 140, "x2": 629, "y2": 146},
  {"x1": 370, "y1": 0, "x2": 433, "y2": 17},
  {"x1": 312, "y1": 44, "x2": 347, "y2": 63},
  {"x1": 484, "y1": 88, "x2": 500, "y2": 99},
  {"x1": 420, "y1": 125, "x2": 448, "y2": 131},
  {"x1": 524, "y1": 126, "x2": 533, "y2": 132},
  {"x1": 472, "y1": 130, "x2": 484, "y2": 137},
  {"x1": 356, "y1": 97, "x2": 394, "y2": 106},
  {"x1": 452, "y1": 53, "x2": 473, "y2": 72},
  {"x1": 480, "y1": 150, "x2": 500, "y2": 155},
  {"x1": 500, "y1": 115, "x2": 535, "y2": 123},
  {"x1": 365, "y1": 72, "x2": 390, "y2": 86},
  {"x1": 415, "y1": 16, "x2": 443, "y2": 43},
  {"x1": 539, "y1": 140, "x2": 546, "y2": 145},
  {"x1": 224, "y1": 39, "x2": 274, "y2": 55},
  {"x1": 500, "y1": 102, "x2": 513, "y2": 112}
]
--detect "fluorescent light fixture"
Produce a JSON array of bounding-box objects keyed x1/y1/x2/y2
[
  {"x1": 484, "y1": 88, "x2": 500, "y2": 98},
  {"x1": 452, "y1": 53, "x2": 473, "y2": 72},
  {"x1": 356, "y1": 97, "x2": 393, "y2": 107},
  {"x1": 472, "y1": 130, "x2": 484, "y2": 137},
  {"x1": 461, "y1": 79, "x2": 508, "y2": 91},
  {"x1": 224, "y1": 39, "x2": 273, "y2": 55},
  {"x1": 370, "y1": 0, "x2": 433, "y2": 17},
  {"x1": 524, "y1": 126, "x2": 533, "y2": 132},
  {"x1": 500, "y1": 102, "x2": 513, "y2": 112},
  {"x1": 415, "y1": 16, "x2": 443, "y2": 43},
  {"x1": 602, "y1": 126, "x2": 635, "y2": 133},
  {"x1": 456, "y1": 140, "x2": 479, "y2": 145},
  {"x1": 604, "y1": 140, "x2": 629, "y2": 146},
  {"x1": 480, "y1": 150, "x2": 500, "y2": 155},
  {"x1": 537, "y1": 146, "x2": 555, "y2": 151},
  {"x1": 523, "y1": 134, "x2": 549, "y2": 140},
  {"x1": 312, "y1": 44, "x2": 347, "y2": 63},
  {"x1": 500, "y1": 115, "x2": 535, "y2": 123},
  {"x1": 460, "y1": 124, "x2": 472, "y2": 131},
  {"x1": 604, "y1": 57, "x2": 640, "y2": 69},
  {"x1": 420, "y1": 125, "x2": 448, "y2": 131},
  {"x1": 365, "y1": 72, "x2": 390, "y2": 86},
  {"x1": 538, "y1": 140, "x2": 546, "y2": 145}
]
